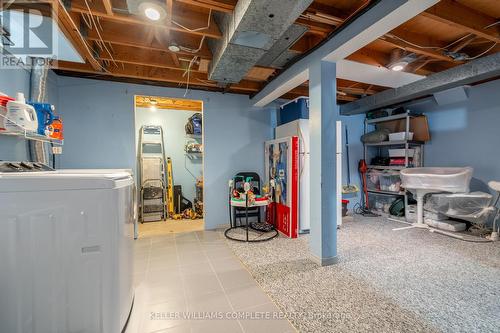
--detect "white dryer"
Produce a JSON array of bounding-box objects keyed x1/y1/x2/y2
[{"x1": 0, "y1": 162, "x2": 136, "y2": 333}]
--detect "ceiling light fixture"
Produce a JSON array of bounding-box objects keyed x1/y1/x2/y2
[
  {"x1": 144, "y1": 7, "x2": 161, "y2": 21},
  {"x1": 389, "y1": 61, "x2": 408, "y2": 71},
  {"x1": 168, "y1": 42, "x2": 181, "y2": 53},
  {"x1": 387, "y1": 49, "x2": 417, "y2": 72},
  {"x1": 138, "y1": 2, "x2": 165, "y2": 21}
]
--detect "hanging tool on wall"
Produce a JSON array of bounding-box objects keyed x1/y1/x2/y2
[{"x1": 342, "y1": 126, "x2": 359, "y2": 194}]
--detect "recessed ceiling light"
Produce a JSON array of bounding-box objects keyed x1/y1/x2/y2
[
  {"x1": 168, "y1": 42, "x2": 181, "y2": 52},
  {"x1": 389, "y1": 61, "x2": 408, "y2": 71}
]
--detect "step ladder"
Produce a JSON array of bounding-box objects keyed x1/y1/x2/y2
[{"x1": 139, "y1": 125, "x2": 167, "y2": 222}]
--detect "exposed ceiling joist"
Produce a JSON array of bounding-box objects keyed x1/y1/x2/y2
[
  {"x1": 175, "y1": 0, "x2": 236, "y2": 13},
  {"x1": 165, "y1": 0, "x2": 173, "y2": 39},
  {"x1": 96, "y1": 44, "x2": 191, "y2": 71},
  {"x1": 69, "y1": 1, "x2": 222, "y2": 39},
  {"x1": 346, "y1": 47, "x2": 388, "y2": 67},
  {"x1": 340, "y1": 52, "x2": 500, "y2": 115},
  {"x1": 251, "y1": 0, "x2": 440, "y2": 107},
  {"x1": 379, "y1": 33, "x2": 457, "y2": 63},
  {"x1": 54, "y1": 60, "x2": 262, "y2": 92},
  {"x1": 85, "y1": 30, "x2": 212, "y2": 58},
  {"x1": 53, "y1": 0, "x2": 101, "y2": 70},
  {"x1": 101, "y1": 0, "x2": 114, "y2": 15},
  {"x1": 96, "y1": 44, "x2": 274, "y2": 80},
  {"x1": 421, "y1": 0, "x2": 500, "y2": 44}
]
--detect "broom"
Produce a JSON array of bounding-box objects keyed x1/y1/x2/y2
[{"x1": 342, "y1": 126, "x2": 359, "y2": 194}]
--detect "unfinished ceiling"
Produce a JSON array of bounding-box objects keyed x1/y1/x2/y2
[{"x1": 19, "y1": 0, "x2": 500, "y2": 103}]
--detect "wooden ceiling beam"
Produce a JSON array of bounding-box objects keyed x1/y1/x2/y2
[
  {"x1": 165, "y1": 0, "x2": 173, "y2": 40},
  {"x1": 53, "y1": 61, "x2": 261, "y2": 93},
  {"x1": 175, "y1": 0, "x2": 236, "y2": 13},
  {"x1": 295, "y1": 18, "x2": 333, "y2": 37},
  {"x1": 421, "y1": 0, "x2": 500, "y2": 44},
  {"x1": 97, "y1": 44, "x2": 275, "y2": 81},
  {"x1": 85, "y1": 26, "x2": 212, "y2": 58},
  {"x1": 97, "y1": 44, "x2": 192, "y2": 71},
  {"x1": 52, "y1": 0, "x2": 101, "y2": 70},
  {"x1": 347, "y1": 47, "x2": 389, "y2": 67},
  {"x1": 305, "y1": 2, "x2": 347, "y2": 25},
  {"x1": 245, "y1": 67, "x2": 276, "y2": 81},
  {"x1": 101, "y1": 0, "x2": 114, "y2": 15},
  {"x1": 289, "y1": 34, "x2": 327, "y2": 53},
  {"x1": 68, "y1": 0, "x2": 222, "y2": 39}
]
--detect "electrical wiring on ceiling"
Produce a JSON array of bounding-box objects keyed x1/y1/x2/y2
[
  {"x1": 172, "y1": 9, "x2": 212, "y2": 32},
  {"x1": 388, "y1": 20, "x2": 500, "y2": 60},
  {"x1": 168, "y1": 9, "x2": 211, "y2": 54},
  {"x1": 387, "y1": 33, "x2": 471, "y2": 51},
  {"x1": 483, "y1": 20, "x2": 500, "y2": 29},
  {"x1": 464, "y1": 42, "x2": 498, "y2": 60},
  {"x1": 82, "y1": 0, "x2": 118, "y2": 71},
  {"x1": 182, "y1": 56, "x2": 199, "y2": 97},
  {"x1": 180, "y1": 36, "x2": 206, "y2": 54}
]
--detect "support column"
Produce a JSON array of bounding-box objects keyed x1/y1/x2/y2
[{"x1": 308, "y1": 60, "x2": 339, "y2": 266}]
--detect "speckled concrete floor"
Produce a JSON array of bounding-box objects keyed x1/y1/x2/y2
[{"x1": 225, "y1": 216, "x2": 500, "y2": 333}]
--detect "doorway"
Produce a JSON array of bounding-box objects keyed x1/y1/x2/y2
[{"x1": 134, "y1": 95, "x2": 204, "y2": 236}]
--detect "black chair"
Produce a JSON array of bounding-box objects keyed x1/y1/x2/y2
[{"x1": 232, "y1": 172, "x2": 262, "y2": 226}]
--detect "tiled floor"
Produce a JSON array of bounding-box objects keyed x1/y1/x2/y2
[
  {"x1": 138, "y1": 219, "x2": 204, "y2": 237},
  {"x1": 126, "y1": 229, "x2": 296, "y2": 333}
]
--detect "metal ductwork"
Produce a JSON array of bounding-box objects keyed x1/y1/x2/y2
[
  {"x1": 28, "y1": 57, "x2": 50, "y2": 165},
  {"x1": 208, "y1": 0, "x2": 314, "y2": 85}
]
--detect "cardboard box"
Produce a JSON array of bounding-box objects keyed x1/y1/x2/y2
[{"x1": 376, "y1": 115, "x2": 430, "y2": 142}]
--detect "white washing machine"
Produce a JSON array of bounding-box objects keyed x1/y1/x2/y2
[{"x1": 0, "y1": 162, "x2": 136, "y2": 333}]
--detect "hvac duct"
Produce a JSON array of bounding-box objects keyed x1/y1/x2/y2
[
  {"x1": 208, "y1": 0, "x2": 314, "y2": 85},
  {"x1": 28, "y1": 57, "x2": 50, "y2": 165}
]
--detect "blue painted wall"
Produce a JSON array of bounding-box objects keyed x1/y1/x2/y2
[
  {"x1": 0, "y1": 68, "x2": 59, "y2": 161},
  {"x1": 411, "y1": 79, "x2": 500, "y2": 195},
  {"x1": 135, "y1": 106, "x2": 203, "y2": 203},
  {"x1": 56, "y1": 76, "x2": 273, "y2": 229}
]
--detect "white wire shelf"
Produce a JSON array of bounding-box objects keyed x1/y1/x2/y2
[
  {"x1": 365, "y1": 112, "x2": 421, "y2": 124},
  {"x1": 0, "y1": 130, "x2": 64, "y2": 145},
  {"x1": 364, "y1": 140, "x2": 424, "y2": 147},
  {"x1": 367, "y1": 165, "x2": 406, "y2": 170}
]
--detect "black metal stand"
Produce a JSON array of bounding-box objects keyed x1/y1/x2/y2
[{"x1": 225, "y1": 193, "x2": 278, "y2": 243}]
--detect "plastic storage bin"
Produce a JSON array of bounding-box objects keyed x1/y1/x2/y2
[
  {"x1": 389, "y1": 148, "x2": 415, "y2": 157},
  {"x1": 389, "y1": 132, "x2": 414, "y2": 141},
  {"x1": 366, "y1": 169, "x2": 382, "y2": 190},
  {"x1": 279, "y1": 97, "x2": 309, "y2": 125},
  {"x1": 368, "y1": 193, "x2": 398, "y2": 214},
  {"x1": 379, "y1": 171, "x2": 402, "y2": 192}
]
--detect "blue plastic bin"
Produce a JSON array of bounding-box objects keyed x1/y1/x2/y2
[{"x1": 279, "y1": 97, "x2": 309, "y2": 125}]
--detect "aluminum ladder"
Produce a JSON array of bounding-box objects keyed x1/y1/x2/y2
[{"x1": 139, "y1": 125, "x2": 167, "y2": 222}]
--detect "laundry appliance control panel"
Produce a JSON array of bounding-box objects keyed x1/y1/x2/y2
[{"x1": 0, "y1": 161, "x2": 54, "y2": 173}]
